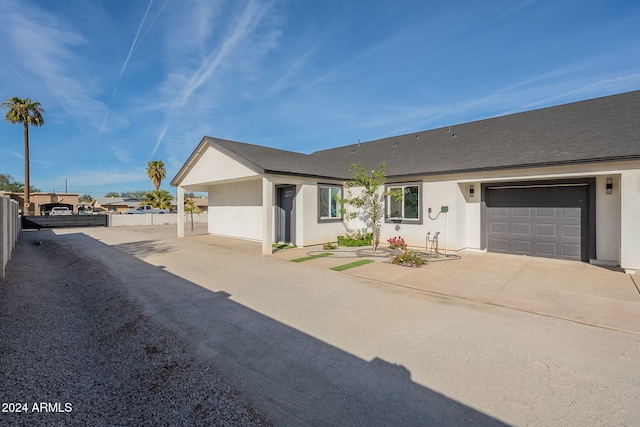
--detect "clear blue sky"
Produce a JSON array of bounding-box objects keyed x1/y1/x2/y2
[{"x1": 1, "y1": 0, "x2": 638, "y2": 197}]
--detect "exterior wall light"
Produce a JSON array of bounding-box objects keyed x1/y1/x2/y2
[
  {"x1": 606, "y1": 178, "x2": 613, "y2": 194},
  {"x1": 469, "y1": 184, "x2": 475, "y2": 198}
]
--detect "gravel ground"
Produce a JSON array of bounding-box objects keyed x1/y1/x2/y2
[{"x1": 0, "y1": 233, "x2": 272, "y2": 427}]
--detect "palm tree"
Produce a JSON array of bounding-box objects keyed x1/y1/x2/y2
[
  {"x1": 145, "y1": 189, "x2": 173, "y2": 210},
  {"x1": 2, "y1": 97, "x2": 45, "y2": 215},
  {"x1": 184, "y1": 198, "x2": 202, "y2": 231},
  {"x1": 146, "y1": 160, "x2": 166, "y2": 190}
]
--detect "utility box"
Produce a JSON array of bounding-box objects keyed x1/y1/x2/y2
[{"x1": 441, "y1": 206, "x2": 449, "y2": 213}]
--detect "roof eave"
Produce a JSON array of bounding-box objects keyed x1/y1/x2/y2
[
  {"x1": 170, "y1": 137, "x2": 210, "y2": 187},
  {"x1": 385, "y1": 155, "x2": 640, "y2": 181},
  {"x1": 263, "y1": 169, "x2": 349, "y2": 181}
]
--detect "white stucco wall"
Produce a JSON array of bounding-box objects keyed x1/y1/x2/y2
[
  {"x1": 595, "y1": 175, "x2": 621, "y2": 263},
  {"x1": 378, "y1": 181, "x2": 466, "y2": 252},
  {"x1": 620, "y1": 170, "x2": 640, "y2": 271},
  {"x1": 208, "y1": 179, "x2": 263, "y2": 241},
  {"x1": 462, "y1": 182, "x2": 482, "y2": 250},
  {"x1": 111, "y1": 213, "x2": 207, "y2": 227},
  {"x1": 299, "y1": 183, "x2": 347, "y2": 247},
  {"x1": 342, "y1": 182, "x2": 475, "y2": 252},
  {"x1": 181, "y1": 145, "x2": 258, "y2": 187}
]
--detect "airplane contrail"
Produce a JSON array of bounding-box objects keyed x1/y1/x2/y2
[{"x1": 101, "y1": 0, "x2": 156, "y2": 131}]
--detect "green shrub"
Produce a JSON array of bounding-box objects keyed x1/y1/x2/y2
[
  {"x1": 338, "y1": 233, "x2": 373, "y2": 247},
  {"x1": 323, "y1": 242, "x2": 337, "y2": 250},
  {"x1": 392, "y1": 250, "x2": 426, "y2": 268}
]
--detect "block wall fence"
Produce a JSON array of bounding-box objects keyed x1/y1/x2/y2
[{"x1": 1, "y1": 197, "x2": 20, "y2": 280}]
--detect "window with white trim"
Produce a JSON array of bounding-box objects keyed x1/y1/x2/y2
[
  {"x1": 318, "y1": 185, "x2": 342, "y2": 222},
  {"x1": 386, "y1": 183, "x2": 421, "y2": 222}
]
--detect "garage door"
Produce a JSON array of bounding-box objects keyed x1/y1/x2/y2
[{"x1": 486, "y1": 184, "x2": 589, "y2": 261}]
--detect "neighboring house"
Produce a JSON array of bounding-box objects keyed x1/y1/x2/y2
[
  {"x1": 186, "y1": 197, "x2": 209, "y2": 214},
  {"x1": 0, "y1": 191, "x2": 79, "y2": 215},
  {"x1": 171, "y1": 90, "x2": 640, "y2": 271},
  {"x1": 92, "y1": 197, "x2": 142, "y2": 214}
]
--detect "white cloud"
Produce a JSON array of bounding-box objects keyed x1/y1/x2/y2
[
  {"x1": 265, "y1": 49, "x2": 314, "y2": 96},
  {"x1": 154, "y1": 0, "x2": 283, "y2": 158},
  {"x1": 0, "y1": 3, "x2": 108, "y2": 131}
]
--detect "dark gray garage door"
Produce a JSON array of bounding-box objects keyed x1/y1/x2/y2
[{"x1": 485, "y1": 184, "x2": 590, "y2": 261}]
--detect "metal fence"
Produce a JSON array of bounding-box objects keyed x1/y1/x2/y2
[{"x1": 22, "y1": 214, "x2": 109, "y2": 230}]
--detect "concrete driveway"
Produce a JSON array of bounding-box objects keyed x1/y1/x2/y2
[
  {"x1": 51, "y1": 226, "x2": 640, "y2": 425},
  {"x1": 191, "y1": 233, "x2": 640, "y2": 334}
]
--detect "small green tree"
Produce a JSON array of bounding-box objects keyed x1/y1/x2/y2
[
  {"x1": 184, "y1": 198, "x2": 202, "y2": 231},
  {"x1": 337, "y1": 162, "x2": 401, "y2": 252},
  {"x1": 78, "y1": 194, "x2": 93, "y2": 203},
  {"x1": 0, "y1": 173, "x2": 21, "y2": 192},
  {"x1": 145, "y1": 189, "x2": 173, "y2": 209},
  {"x1": 0, "y1": 173, "x2": 40, "y2": 192},
  {"x1": 104, "y1": 192, "x2": 120, "y2": 197}
]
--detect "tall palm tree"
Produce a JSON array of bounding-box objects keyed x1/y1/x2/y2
[
  {"x1": 146, "y1": 160, "x2": 166, "y2": 190},
  {"x1": 145, "y1": 189, "x2": 173, "y2": 210},
  {"x1": 2, "y1": 97, "x2": 45, "y2": 215}
]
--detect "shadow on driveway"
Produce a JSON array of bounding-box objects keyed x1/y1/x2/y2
[{"x1": 52, "y1": 231, "x2": 507, "y2": 426}]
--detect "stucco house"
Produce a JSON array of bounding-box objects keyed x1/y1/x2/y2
[
  {"x1": 171, "y1": 90, "x2": 640, "y2": 272},
  {"x1": 1, "y1": 191, "x2": 79, "y2": 215}
]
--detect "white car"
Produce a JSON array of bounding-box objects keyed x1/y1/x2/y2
[
  {"x1": 121, "y1": 205, "x2": 169, "y2": 214},
  {"x1": 50, "y1": 207, "x2": 73, "y2": 215}
]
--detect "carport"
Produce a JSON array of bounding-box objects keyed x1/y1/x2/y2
[{"x1": 40, "y1": 202, "x2": 74, "y2": 215}]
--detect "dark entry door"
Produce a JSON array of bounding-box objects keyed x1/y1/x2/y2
[
  {"x1": 275, "y1": 185, "x2": 295, "y2": 244},
  {"x1": 485, "y1": 183, "x2": 590, "y2": 261}
]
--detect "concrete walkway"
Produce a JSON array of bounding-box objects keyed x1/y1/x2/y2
[
  {"x1": 191, "y1": 234, "x2": 640, "y2": 334},
  {"x1": 48, "y1": 226, "x2": 640, "y2": 425}
]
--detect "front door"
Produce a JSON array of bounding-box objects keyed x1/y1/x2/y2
[{"x1": 275, "y1": 185, "x2": 295, "y2": 244}]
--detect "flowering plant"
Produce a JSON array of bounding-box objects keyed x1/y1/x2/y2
[
  {"x1": 387, "y1": 236, "x2": 407, "y2": 250},
  {"x1": 391, "y1": 250, "x2": 426, "y2": 268}
]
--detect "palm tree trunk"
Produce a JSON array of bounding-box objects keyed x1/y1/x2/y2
[{"x1": 23, "y1": 122, "x2": 30, "y2": 215}]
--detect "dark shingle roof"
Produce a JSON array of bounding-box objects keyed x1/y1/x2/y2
[
  {"x1": 209, "y1": 138, "x2": 342, "y2": 179},
  {"x1": 173, "y1": 90, "x2": 640, "y2": 185},
  {"x1": 311, "y1": 90, "x2": 640, "y2": 178}
]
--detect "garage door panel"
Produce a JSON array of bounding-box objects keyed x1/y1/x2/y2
[
  {"x1": 491, "y1": 207, "x2": 509, "y2": 217},
  {"x1": 513, "y1": 223, "x2": 531, "y2": 235},
  {"x1": 513, "y1": 207, "x2": 532, "y2": 217},
  {"x1": 536, "y1": 242, "x2": 558, "y2": 257},
  {"x1": 562, "y1": 244, "x2": 581, "y2": 258},
  {"x1": 562, "y1": 207, "x2": 581, "y2": 218},
  {"x1": 536, "y1": 207, "x2": 557, "y2": 218},
  {"x1": 513, "y1": 240, "x2": 532, "y2": 253},
  {"x1": 491, "y1": 222, "x2": 508, "y2": 233},
  {"x1": 563, "y1": 224, "x2": 581, "y2": 238},
  {"x1": 489, "y1": 238, "x2": 509, "y2": 251},
  {"x1": 536, "y1": 223, "x2": 557, "y2": 237},
  {"x1": 486, "y1": 184, "x2": 588, "y2": 261}
]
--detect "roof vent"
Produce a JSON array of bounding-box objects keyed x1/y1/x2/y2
[
  {"x1": 450, "y1": 133, "x2": 457, "y2": 138},
  {"x1": 415, "y1": 134, "x2": 420, "y2": 139},
  {"x1": 392, "y1": 141, "x2": 398, "y2": 147},
  {"x1": 350, "y1": 149, "x2": 356, "y2": 154}
]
